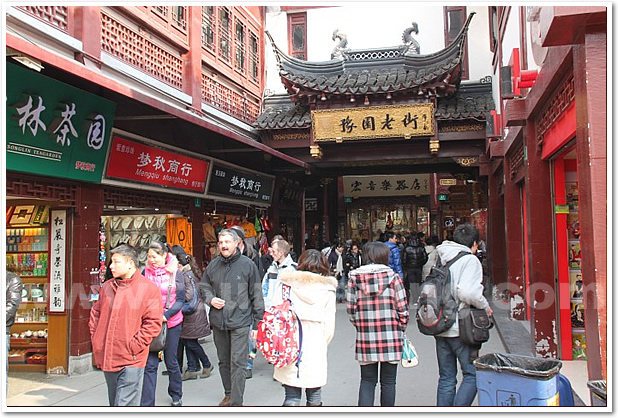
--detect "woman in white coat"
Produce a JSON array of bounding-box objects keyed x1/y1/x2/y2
[{"x1": 271, "y1": 249, "x2": 338, "y2": 406}]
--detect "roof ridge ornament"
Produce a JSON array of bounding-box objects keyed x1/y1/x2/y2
[
  {"x1": 331, "y1": 29, "x2": 349, "y2": 60},
  {"x1": 402, "y1": 22, "x2": 420, "y2": 55}
]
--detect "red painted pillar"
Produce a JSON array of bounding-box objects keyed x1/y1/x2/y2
[
  {"x1": 503, "y1": 154, "x2": 525, "y2": 320},
  {"x1": 487, "y1": 165, "x2": 507, "y2": 295},
  {"x1": 72, "y1": 7, "x2": 102, "y2": 64},
  {"x1": 183, "y1": 6, "x2": 204, "y2": 110},
  {"x1": 525, "y1": 122, "x2": 558, "y2": 358},
  {"x1": 573, "y1": 29, "x2": 607, "y2": 381},
  {"x1": 70, "y1": 183, "x2": 104, "y2": 359}
]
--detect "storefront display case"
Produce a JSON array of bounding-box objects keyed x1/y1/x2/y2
[
  {"x1": 7, "y1": 225, "x2": 49, "y2": 372},
  {"x1": 101, "y1": 214, "x2": 170, "y2": 269}
]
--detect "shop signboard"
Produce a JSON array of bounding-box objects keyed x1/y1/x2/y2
[
  {"x1": 6, "y1": 62, "x2": 116, "y2": 183},
  {"x1": 207, "y1": 163, "x2": 274, "y2": 205},
  {"x1": 312, "y1": 103, "x2": 435, "y2": 142},
  {"x1": 49, "y1": 210, "x2": 67, "y2": 313},
  {"x1": 104, "y1": 135, "x2": 209, "y2": 193},
  {"x1": 343, "y1": 174, "x2": 430, "y2": 198}
]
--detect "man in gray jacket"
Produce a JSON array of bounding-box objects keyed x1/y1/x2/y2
[
  {"x1": 201, "y1": 228, "x2": 264, "y2": 407},
  {"x1": 434, "y1": 224, "x2": 493, "y2": 407}
]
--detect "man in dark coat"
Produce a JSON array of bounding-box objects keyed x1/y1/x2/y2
[{"x1": 201, "y1": 229, "x2": 264, "y2": 407}]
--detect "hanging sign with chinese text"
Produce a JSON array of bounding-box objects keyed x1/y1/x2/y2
[
  {"x1": 49, "y1": 210, "x2": 67, "y2": 313},
  {"x1": 312, "y1": 103, "x2": 435, "y2": 142},
  {"x1": 104, "y1": 135, "x2": 210, "y2": 193},
  {"x1": 6, "y1": 62, "x2": 116, "y2": 183},
  {"x1": 207, "y1": 163, "x2": 274, "y2": 205},
  {"x1": 343, "y1": 174, "x2": 430, "y2": 198}
]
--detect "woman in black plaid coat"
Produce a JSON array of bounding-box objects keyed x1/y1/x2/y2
[{"x1": 346, "y1": 241, "x2": 409, "y2": 406}]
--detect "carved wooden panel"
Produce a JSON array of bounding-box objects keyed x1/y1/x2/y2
[
  {"x1": 6, "y1": 175, "x2": 78, "y2": 207},
  {"x1": 201, "y1": 73, "x2": 259, "y2": 124},
  {"x1": 510, "y1": 142, "x2": 525, "y2": 180},
  {"x1": 101, "y1": 11, "x2": 183, "y2": 90},
  {"x1": 536, "y1": 75, "x2": 574, "y2": 153},
  {"x1": 18, "y1": 6, "x2": 69, "y2": 33},
  {"x1": 103, "y1": 187, "x2": 191, "y2": 214}
]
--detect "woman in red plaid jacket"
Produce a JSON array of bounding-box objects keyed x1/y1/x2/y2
[{"x1": 346, "y1": 241, "x2": 409, "y2": 406}]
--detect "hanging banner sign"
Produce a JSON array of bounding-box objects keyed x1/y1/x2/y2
[
  {"x1": 207, "y1": 163, "x2": 274, "y2": 204},
  {"x1": 104, "y1": 135, "x2": 210, "y2": 193},
  {"x1": 343, "y1": 174, "x2": 430, "y2": 198},
  {"x1": 312, "y1": 103, "x2": 435, "y2": 142},
  {"x1": 49, "y1": 210, "x2": 67, "y2": 313},
  {"x1": 6, "y1": 62, "x2": 116, "y2": 183}
]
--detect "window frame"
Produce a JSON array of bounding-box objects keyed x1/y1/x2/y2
[
  {"x1": 444, "y1": 6, "x2": 469, "y2": 80},
  {"x1": 287, "y1": 12, "x2": 307, "y2": 60}
]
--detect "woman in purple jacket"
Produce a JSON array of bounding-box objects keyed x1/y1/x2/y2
[{"x1": 346, "y1": 241, "x2": 409, "y2": 406}]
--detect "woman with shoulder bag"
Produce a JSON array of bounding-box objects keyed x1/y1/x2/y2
[
  {"x1": 170, "y1": 245, "x2": 214, "y2": 381},
  {"x1": 141, "y1": 242, "x2": 185, "y2": 406}
]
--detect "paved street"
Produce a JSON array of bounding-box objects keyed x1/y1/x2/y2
[{"x1": 7, "y1": 303, "x2": 508, "y2": 409}]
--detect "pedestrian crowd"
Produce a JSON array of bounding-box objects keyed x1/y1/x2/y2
[{"x1": 81, "y1": 222, "x2": 491, "y2": 407}]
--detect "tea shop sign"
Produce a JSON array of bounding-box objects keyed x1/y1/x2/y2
[
  {"x1": 6, "y1": 62, "x2": 116, "y2": 183},
  {"x1": 311, "y1": 103, "x2": 434, "y2": 142}
]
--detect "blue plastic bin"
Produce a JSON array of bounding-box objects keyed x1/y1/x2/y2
[{"x1": 474, "y1": 353, "x2": 562, "y2": 406}]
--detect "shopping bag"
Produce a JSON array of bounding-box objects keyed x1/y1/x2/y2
[{"x1": 401, "y1": 335, "x2": 419, "y2": 368}]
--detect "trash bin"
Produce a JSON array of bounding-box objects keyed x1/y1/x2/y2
[
  {"x1": 473, "y1": 353, "x2": 562, "y2": 406},
  {"x1": 587, "y1": 380, "x2": 607, "y2": 406}
]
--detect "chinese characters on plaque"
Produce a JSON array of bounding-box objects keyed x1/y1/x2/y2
[
  {"x1": 6, "y1": 62, "x2": 116, "y2": 182},
  {"x1": 343, "y1": 174, "x2": 430, "y2": 198},
  {"x1": 49, "y1": 210, "x2": 66, "y2": 313},
  {"x1": 105, "y1": 136, "x2": 210, "y2": 193},
  {"x1": 311, "y1": 103, "x2": 435, "y2": 142}
]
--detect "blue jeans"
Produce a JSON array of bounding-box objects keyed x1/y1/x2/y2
[
  {"x1": 358, "y1": 362, "x2": 398, "y2": 406},
  {"x1": 246, "y1": 319, "x2": 255, "y2": 370},
  {"x1": 283, "y1": 385, "x2": 322, "y2": 406},
  {"x1": 435, "y1": 336, "x2": 477, "y2": 406},
  {"x1": 183, "y1": 338, "x2": 211, "y2": 371},
  {"x1": 141, "y1": 323, "x2": 183, "y2": 405}
]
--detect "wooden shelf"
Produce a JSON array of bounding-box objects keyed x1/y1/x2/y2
[
  {"x1": 10, "y1": 341, "x2": 47, "y2": 349},
  {"x1": 6, "y1": 251, "x2": 48, "y2": 254},
  {"x1": 9, "y1": 363, "x2": 46, "y2": 372}
]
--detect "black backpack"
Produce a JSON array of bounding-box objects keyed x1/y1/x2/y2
[
  {"x1": 416, "y1": 251, "x2": 472, "y2": 335},
  {"x1": 182, "y1": 272, "x2": 200, "y2": 315}
]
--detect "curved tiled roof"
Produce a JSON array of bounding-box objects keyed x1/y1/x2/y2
[
  {"x1": 267, "y1": 13, "x2": 476, "y2": 100},
  {"x1": 254, "y1": 82, "x2": 495, "y2": 130}
]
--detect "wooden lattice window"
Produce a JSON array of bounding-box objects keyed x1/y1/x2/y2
[
  {"x1": 17, "y1": 6, "x2": 69, "y2": 33},
  {"x1": 288, "y1": 12, "x2": 307, "y2": 60},
  {"x1": 171, "y1": 6, "x2": 186, "y2": 31},
  {"x1": 201, "y1": 73, "x2": 260, "y2": 124},
  {"x1": 444, "y1": 6, "x2": 469, "y2": 80},
  {"x1": 235, "y1": 18, "x2": 246, "y2": 74},
  {"x1": 153, "y1": 6, "x2": 168, "y2": 18},
  {"x1": 101, "y1": 11, "x2": 183, "y2": 89},
  {"x1": 202, "y1": 6, "x2": 215, "y2": 52},
  {"x1": 219, "y1": 7, "x2": 231, "y2": 62},
  {"x1": 249, "y1": 31, "x2": 259, "y2": 82}
]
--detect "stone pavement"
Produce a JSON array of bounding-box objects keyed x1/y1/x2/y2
[{"x1": 5, "y1": 302, "x2": 594, "y2": 410}]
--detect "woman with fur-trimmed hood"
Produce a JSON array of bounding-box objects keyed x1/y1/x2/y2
[{"x1": 270, "y1": 249, "x2": 338, "y2": 407}]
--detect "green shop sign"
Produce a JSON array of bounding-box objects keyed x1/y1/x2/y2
[{"x1": 6, "y1": 62, "x2": 116, "y2": 183}]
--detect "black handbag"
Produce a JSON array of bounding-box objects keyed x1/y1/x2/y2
[
  {"x1": 458, "y1": 306, "x2": 493, "y2": 346},
  {"x1": 150, "y1": 282, "x2": 172, "y2": 352}
]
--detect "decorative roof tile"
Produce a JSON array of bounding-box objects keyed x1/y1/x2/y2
[
  {"x1": 266, "y1": 13, "x2": 477, "y2": 102},
  {"x1": 254, "y1": 82, "x2": 495, "y2": 130}
]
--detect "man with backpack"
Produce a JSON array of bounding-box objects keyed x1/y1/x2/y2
[
  {"x1": 402, "y1": 233, "x2": 428, "y2": 305},
  {"x1": 426, "y1": 224, "x2": 492, "y2": 406}
]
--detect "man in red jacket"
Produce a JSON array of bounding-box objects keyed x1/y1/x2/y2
[{"x1": 89, "y1": 244, "x2": 162, "y2": 406}]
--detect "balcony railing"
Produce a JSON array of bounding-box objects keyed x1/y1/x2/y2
[{"x1": 15, "y1": 6, "x2": 261, "y2": 125}]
